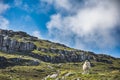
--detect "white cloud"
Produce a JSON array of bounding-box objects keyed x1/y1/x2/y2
[
  {"x1": 0, "y1": 16, "x2": 9, "y2": 29},
  {"x1": 42, "y1": 0, "x2": 72, "y2": 13},
  {"x1": 45, "y1": 0, "x2": 120, "y2": 50},
  {"x1": 0, "y1": 3, "x2": 9, "y2": 29},
  {"x1": 14, "y1": 0, "x2": 33, "y2": 12},
  {"x1": 32, "y1": 30, "x2": 41, "y2": 38},
  {"x1": 0, "y1": 3, "x2": 9, "y2": 14}
]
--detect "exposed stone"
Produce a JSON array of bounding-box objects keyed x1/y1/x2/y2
[
  {"x1": 30, "y1": 60, "x2": 40, "y2": 66},
  {"x1": 0, "y1": 35, "x2": 36, "y2": 52},
  {"x1": 8, "y1": 58, "x2": 40, "y2": 66},
  {"x1": 0, "y1": 29, "x2": 115, "y2": 64},
  {"x1": 49, "y1": 73, "x2": 58, "y2": 78},
  {"x1": 64, "y1": 72, "x2": 74, "y2": 77},
  {"x1": 0, "y1": 56, "x2": 9, "y2": 68}
]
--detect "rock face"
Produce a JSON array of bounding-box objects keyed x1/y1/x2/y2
[
  {"x1": 31, "y1": 47, "x2": 114, "y2": 63},
  {"x1": 8, "y1": 58, "x2": 40, "y2": 66},
  {"x1": 0, "y1": 35, "x2": 36, "y2": 52},
  {"x1": 0, "y1": 56, "x2": 9, "y2": 68},
  {"x1": 0, "y1": 56, "x2": 40, "y2": 68},
  {"x1": 36, "y1": 47, "x2": 96, "y2": 63},
  {"x1": 0, "y1": 29, "x2": 115, "y2": 63},
  {"x1": 0, "y1": 29, "x2": 38, "y2": 41},
  {"x1": 0, "y1": 29, "x2": 29, "y2": 37}
]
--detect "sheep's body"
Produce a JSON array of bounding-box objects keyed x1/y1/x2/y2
[{"x1": 82, "y1": 60, "x2": 91, "y2": 74}]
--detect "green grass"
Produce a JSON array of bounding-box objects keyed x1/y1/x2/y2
[
  {"x1": 0, "y1": 33, "x2": 120, "y2": 80},
  {"x1": 0, "y1": 51, "x2": 38, "y2": 60},
  {"x1": 32, "y1": 50, "x2": 59, "y2": 57},
  {"x1": 0, "y1": 60, "x2": 120, "y2": 80},
  {"x1": 34, "y1": 40, "x2": 74, "y2": 51},
  {"x1": 0, "y1": 50, "x2": 120, "y2": 80}
]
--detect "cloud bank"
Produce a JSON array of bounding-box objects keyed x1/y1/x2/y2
[
  {"x1": 0, "y1": 2, "x2": 9, "y2": 29},
  {"x1": 32, "y1": 30, "x2": 41, "y2": 38},
  {"x1": 43, "y1": 0, "x2": 120, "y2": 51},
  {"x1": 0, "y1": 16, "x2": 9, "y2": 29}
]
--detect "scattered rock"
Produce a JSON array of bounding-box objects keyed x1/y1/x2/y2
[
  {"x1": 64, "y1": 72, "x2": 74, "y2": 77},
  {"x1": 49, "y1": 73, "x2": 58, "y2": 78},
  {"x1": 47, "y1": 65, "x2": 54, "y2": 69}
]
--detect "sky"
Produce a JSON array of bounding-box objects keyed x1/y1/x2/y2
[{"x1": 0, "y1": 0, "x2": 120, "y2": 58}]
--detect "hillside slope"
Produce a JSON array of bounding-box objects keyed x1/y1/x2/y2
[
  {"x1": 0, "y1": 29, "x2": 117, "y2": 63},
  {"x1": 0, "y1": 29, "x2": 120, "y2": 80}
]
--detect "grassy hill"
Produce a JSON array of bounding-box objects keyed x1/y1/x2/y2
[{"x1": 0, "y1": 29, "x2": 120, "y2": 80}]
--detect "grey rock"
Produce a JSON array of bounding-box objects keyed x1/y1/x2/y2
[{"x1": 0, "y1": 35, "x2": 36, "y2": 52}]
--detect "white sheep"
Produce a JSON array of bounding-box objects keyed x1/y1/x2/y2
[{"x1": 82, "y1": 60, "x2": 91, "y2": 74}]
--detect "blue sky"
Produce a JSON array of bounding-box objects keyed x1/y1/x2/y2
[{"x1": 0, "y1": 0, "x2": 120, "y2": 57}]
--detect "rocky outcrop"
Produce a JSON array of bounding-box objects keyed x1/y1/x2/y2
[
  {"x1": 26, "y1": 51, "x2": 95, "y2": 63},
  {"x1": 36, "y1": 47, "x2": 95, "y2": 63},
  {"x1": 0, "y1": 29, "x2": 115, "y2": 64},
  {"x1": 0, "y1": 56, "x2": 40, "y2": 68},
  {"x1": 37, "y1": 47, "x2": 83, "y2": 55},
  {"x1": 31, "y1": 48, "x2": 114, "y2": 63},
  {"x1": 0, "y1": 56, "x2": 9, "y2": 68},
  {"x1": 8, "y1": 58, "x2": 40, "y2": 66},
  {"x1": 0, "y1": 29, "x2": 38, "y2": 41},
  {"x1": 0, "y1": 29, "x2": 29, "y2": 37},
  {"x1": 0, "y1": 35, "x2": 36, "y2": 52}
]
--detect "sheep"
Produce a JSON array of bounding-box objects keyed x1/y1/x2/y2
[{"x1": 82, "y1": 60, "x2": 91, "y2": 74}]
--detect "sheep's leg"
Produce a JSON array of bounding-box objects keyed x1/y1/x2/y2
[
  {"x1": 86, "y1": 69, "x2": 90, "y2": 74},
  {"x1": 82, "y1": 70, "x2": 86, "y2": 74},
  {"x1": 84, "y1": 70, "x2": 86, "y2": 74}
]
